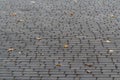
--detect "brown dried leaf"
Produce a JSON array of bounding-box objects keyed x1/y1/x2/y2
[
  {"x1": 10, "y1": 13, "x2": 17, "y2": 16},
  {"x1": 70, "y1": 11, "x2": 75, "y2": 16},
  {"x1": 64, "y1": 44, "x2": 69, "y2": 48},
  {"x1": 56, "y1": 64, "x2": 62, "y2": 67},
  {"x1": 7, "y1": 48, "x2": 15, "y2": 52},
  {"x1": 84, "y1": 63, "x2": 93, "y2": 67}
]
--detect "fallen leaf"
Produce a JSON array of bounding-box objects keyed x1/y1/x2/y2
[
  {"x1": 36, "y1": 37, "x2": 42, "y2": 40},
  {"x1": 73, "y1": 0, "x2": 77, "y2": 3},
  {"x1": 64, "y1": 44, "x2": 69, "y2": 48},
  {"x1": 105, "y1": 40, "x2": 111, "y2": 43},
  {"x1": 86, "y1": 70, "x2": 92, "y2": 73},
  {"x1": 70, "y1": 11, "x2": 75, "y2": 16},
  {"x1": 7, "y1": 48, "x2": 15, "y2": 52},
  {"x1": 17, "y1": 19, "x2": 24, "y2": 22},
  {"x1": 109, "y1": 49, "x2": 114, "y2": 53},
  {"x1": 30, "y1": 1, "x2": 36, "y2": 4},
  {"x1": 84, "y1": 63, "x2": 93, "y2": 67},
  {"x1": 110, "y1": 14, "x2": 116, "y2": 18},
  {"x1": 10, "y1": 13, "x2": 17, "y2": 16},
  {"x1": 56, "y1": 64, "x2": 62, "y2": 67}
]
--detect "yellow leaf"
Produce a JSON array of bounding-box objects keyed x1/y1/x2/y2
[
  {"x1": 64, "y1": 44, "x2": 68, "y2": 48},
  {"x1": 56, "y1": 64, "x2": 62, "y2": 67}
]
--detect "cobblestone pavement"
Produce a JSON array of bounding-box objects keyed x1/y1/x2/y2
[{"x1": 0, "y1": 0, "x2": 120, "y2": 80}]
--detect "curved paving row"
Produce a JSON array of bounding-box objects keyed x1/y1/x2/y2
[{"x1": 0, "y1": 0, "x2": 120, "y2": 80}]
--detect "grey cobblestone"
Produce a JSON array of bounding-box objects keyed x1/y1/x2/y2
[{"x1": 0, "y1": 0, "x2": 120, "y2": 80}]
